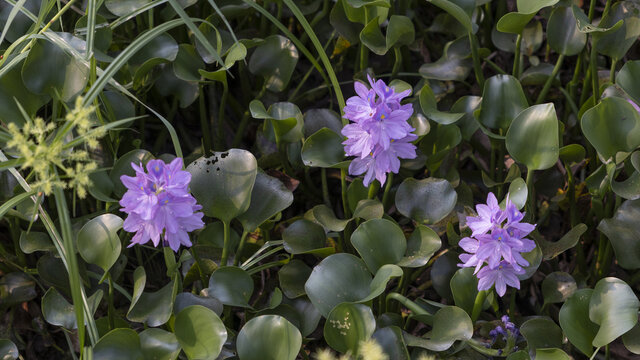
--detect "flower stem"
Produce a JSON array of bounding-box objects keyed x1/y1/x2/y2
[
  {"x1": 381, "y1": 173, "x2": 394, "y2": 210},
  {"x1": 525, "y1": 168, "x2": 536, "y2": 219},
  {"x1": 469, "y1": 32, "x2": 485, "y2": 88},
  {"x1": 321, "y1": 168, "x2": 331, "y2": 208},
  {"x1": 386, "y1": 292, "x2": 432, "y2": 317},
  {"x1": 471, "y1": 290, "x2": 487, "y2": 322},
  {"x1": 536, "y1": 54, "x2": 565, "y2": 104},
  {"x1": 233, "y1": 230, "x2": 249, "y2": 266},
  {"x1": 221, "y1": 221, "x2": 231, "y2": 266},
  {"x1": 590, "y1": 42, "x2": 600, "y2": 103},
  {"x1": 367, "y1": 180, "x2": 380, "y2": 199},
  {"x1": 512, "y1": 34, "x2": 522, "y2": 78}
]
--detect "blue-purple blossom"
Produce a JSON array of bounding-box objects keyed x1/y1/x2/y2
[
  {"x1": 489, "y1": 316, "x2": 520, "y2": 345},
  {"x1": 119, "y1": 158, "x2": 204, "y2": 252},
  {"x1": 459, "y1": 193, "x2": 537, "y2": 296},
  {"x1": 342, "y1": 75, "x2": 417, "y2": 187}
]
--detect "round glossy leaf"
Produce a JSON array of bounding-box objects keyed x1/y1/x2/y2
[
  {"x1": 542, "y1": 272, "x2": 577, "y2": 305},
  {"x1": 581, "y1": 96, "x2": 640, "y2": 161},
  {"x1": 283, "y1": 219, "x2": 326, "y2": 255},
  {"x1": 303, "y1": 109, "x2": 342, "y2": 136},
  {"x1": 403, "y1": 306, "x2": 472, "y2": 351},
  {"x1": 426, "y1": 0, "x2": 477, "y2": 34},
  {"x1": 19, "y1": 231, "x2": 54, "y2": 254},
  {"x1": 360, "y1": 17, "x2": 387, "y2": 55},
  {"x1": 21, "y1": 38, "x2": 88, "y2": 101},
  {"x1": 306, "y1": 205, "x2": 351, "y2": 232},
  {"x1": 187, "y1": 149, "x2": 258, "y2": 222},
  {"x1": 127, "y1": 275, "x2": 177, "y2": 327},
  {"x1": 431, "y1": 251, "x2": 459, "y2": 299},
  {"x1": 547, "y1": 6, "x2": 586, "y2": 55},
  {"x1": 372, "y1": 326, "x2": 410, "y2": 360},
  {"x1": 110, "y1": 149, "x2": 154, "y2": 197},
  {"x1": 237, "y1": 171, "x2": 293, "y2": 232},
  {"x1": 42, "y1": 287, "x2": 102, "y2": 330},
  {"x1": 353, "y1": 199, "x2": 384, "y2": 220},
  {"x1": 0, "y1": 56, "x2": 49, "y2": 126},
  {"x1": 173, "y1": 44, "x2": 204, "y2": 81},
  {"x1": 559, "y1": 289, "x2": 598, "y2": 357},
  {"x1": 517, "y1": 244, "x2": 542, "y2": 280},
  {"x1": 419, "y1": 84, "x2": 465, "y2": 125},
  {"x1": 248, "y1": 35, "x2": 298, "y2": 92},
  {"x1": 140, "y1": 328, "x2": 180, "y2": 360},
  {"x1": 324, "y1": 303, "x2": 376, "y2": 354},
  {"x1": 496, "y1": 12, "x2": 535, "y2": 34},
  {"x1": 593, "y1": 2, "x2": 640, "y2": 60},
  {"x1": 155, "y1": 64, "x2": 199, "y2": 108},
  {"x1": 419, "y1": 37, "x2": 473, "y2": 81},
  {"x1": 351, "y1": 219, "x2": 407, "y2": 273},
  {"x1": 589, "y1": 277, "x2": 640, "y2": 347},
  {"x1": 617, "y1": 61, "x2": 640, "y2": 105},
  {"x1": 559, "y1": 144, "x2": 586, "y2": 164},
  {"x1": 197, "y1": 221, "x2": 240, "y2": 251},
  {"x1": 174, "y1": 292, "x2": 223, "y2": 316},
  {"x1": 540, "y1": 224, "x2": 587, "y2": 260},
  {"x1": 105, "y1": 0, "x2": 151, "y2": 16},
  {"x1": 266, "y1": 102, "x2": 305, "y2": 143},
  {"x1": 395, "y1": 177, "x2": 457, "y2": 224},
  {"x1": 387, "y1": 15, "x2": 415, "y2": 48},
  {"x1": 301, "y1": 128, "x2": 346, "y2": 168},
  {"x1": 0, "y1": 272, "x2": 36, "y2": 306},
  {"x1": 88, "y1": 169, "x2": 117, "y2": 202},
  {"x1": 278, "y1": 260, "x2": 312, "y2": 299},
  {"x1": 450, "y1": 268, "x2": 478, "y2": 316},
  {"x1": 174, "y1": 305, "x2": 227, "y2": 360},
  {"x1": 622, "y1": 323, "x2": 640, "y2": 355},
  {"x1": 535, "y1": 348, "x2": 571, "y2": 360},
  {"x1": 93, "y1": 329, "x2": 142, "y2": 360},
  {"x1": 207, "y1": 266, "x2": 254, "y2": 308},
  {"x1": 77, "y1": 214, "x2": 122, "y2": 273},
  {"x1": 397, "y1": 225, "x2": 441, "y2": 268},
  {"x1": 477, "y1": 74, "x2": 529, "y2": 131},
  {"x1": 598, "y1": 199, "x2": 640, "y2": 269},
  {"x1": 305, "y1": 253, "x2": 371, "y2": 317},
  {"x1": 506, "y1": 178, "x2": 527, "y2": 210},
  {"x1": 451, "y1": 95, "x2": 481, "y2": 139},
  {"x1": 237, "y1": 315, "x2": 302, "y2": 360},
  {"x1": 520, "y1": 317, "x2": 563, "y2": 351},
  {"x1": 0, "y1": 339, "x2": 18, "y2": 360},
  {"x1": 506, "y1": 103, "x2": 559, "y2": 170}
]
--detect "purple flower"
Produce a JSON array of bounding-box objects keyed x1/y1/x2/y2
[
  {"x1": 119, "y1": 158, "x2": 204, "y2": 252},
  {"x1": 458, "y1": 193, "x2": 536, "y2": 296},
  {"x1": 342, "y1": 76, "x2": 417, "y2": 187}
]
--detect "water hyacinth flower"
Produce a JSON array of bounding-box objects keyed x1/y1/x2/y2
[
  {"x1": 119, "y1": 158, "x2": 204, "y2": 252},
  {"x1": 459, "y1": 193, "x2": 536, "y2": 296},
  {"x1": 342, "y1": 75, "x2": 417, "y2": 187}
]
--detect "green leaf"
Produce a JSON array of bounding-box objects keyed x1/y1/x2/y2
[
  {"x1": 477, "y1": 74, "x2": 529, "y2": 131},
  {"x1": 248, "y1": 35, "x2": 298, "y2": 92},
  {"x1": 395, "y1": 178, "x2": 457, "y2": 224},
  {"x1": 419, "y1": 84, "x2": 465, "y2": 125},
  {"x1": 397, "y1": 225, "x2": 441, "y2": 268},
  {"x1": 593, "y1": 2, "x2": 640, "y2": 60},
  {"x1": 93, "y1": 329, "x2": 143, "y2": 360},
  {"x1": 617, "y1": 60, "x2": 640, "y2": 106},
  {"x1": 0, "y1": 272, "x2": 36, "y2": 306},
  {"x1": 547, "y1": 6, "x2": 586, "y2": 56},
  {"x1": 306, "y1": 204, "x2": 351, "y2": 232},
  {"x1": 105, "y1": 0, "x2": 151, "y2": 16},
  {"x1": 352, "y1": 199, "x2": 384, "y2": 221},
  {"x1": 88, "y1": 169, "x2": 117, "y2": 202},
  {"x1": 206, "y1": 266, "x2": 254, "y2": 308},
  {"x1": 517, "y1": 244, "x2": 542, "y2": 280},
  {"x1": 127, "y1": 267, "x2": 177, "y2": 327},
  {"x1": 42, "y1": 287, "x2": 102, "y2": 330},
  {"x1": 174, "y1": 305, "x2": 227, "y2": 360},
  {"x1": 426, "y1": 0, "x2": 477, "y2": 34},
  {"x1": 535, "y1": 348, "x2": 571, "y2": 360},
  {"x1": 324, "y1": 303, "x2": 376, "y2": 353},
  {"x1": 351, "y1": 219, "x2": 407, "y2": 272},
  {"x1": 237, "y1": 315, "x2": 302, "y2": 360},
  {"x1": 372, "y1": 326, "x2": 410, "y2": 360},
  {"x1": 237, "y1": 171, "x2": 293, "y2": 232},
  {"x1": 265, "y1": 102, "x2": 305, "y2": 144},
  {"x1": 360, "y1": 17, "x2": 386, "y2": 55},
  {"x1": 506, "y1": 103, "x2": 559, "y2": 170},
  {"x1": 505, "y1": 178, "x2": 527, "y2": 210},
  {"x1": 0, "y1": 55, "x2": 49, "y2": 126},
  {"x1": 539, "y1": 224, "x2": 587, "y2": 260},
  {"x1": 174, "y1": 292, "x2": 223, "y2": 316},
  {"x1": 21, "y1": 38, "x2": 88, "y2": 101},
  {"x1": 559, "y1": 289, "x2": 598, "y2": 357},
  {"x1": 581, "y1": 96, "x2": 640, "y2": 162},
  {"x1": 419, "y1": 36, "x2": 473, "y2": 81},
  {"x1": 598, "y1": 199, "x2": 640, "y2": 269},
  {"x1": 278, "y1": 260, "x2": 312, "y2": 299},
  {"x1": 403, "y1": 306, "x2": 473, "y2": 351},
  {"x1": 496, "y1": 12, "x2": 536, "y2": 34},
  {"x1": 187, "y1": 149, "x2": 258, "y2": 223},
  {"x1": 283, "y1": 219, "x2": 327, "y2": 255},
  {"x1": 77, "y1": 214, "x2": 122, "y2": 273},
  {"x1": 622, "y1": 322, "x2": 640, "y2": 355},
  {"x1": 301, "y1": 128, "x2": 346, "y2": 168},
  {"x1": 0, "y1": 339, "x2": 18, "y2": 360},
  {"x1": 387, "y1": 15, "x2": 415, "y2": 48},
  {"x1": 173, "y1": 44, "x2": 204, "y2": 81},
  {"x1": 520, "y1": 317, "x2": 563, "y2": 351},
  {"x1": 589, "y1": 277, "x2": 640, "y2": 347},
  {"x1": 542, "y1": 272, "x2": 577, "y2": 305},
  {"x1": 559, "y1": 144, "x2": 586, "y2": 164},
  {"x1": 19, "y1": 231, "x2": 54, "y2": 254},
  {"x1": 450, "y1": 268, "x2": 478, "y2": 316},
  {"x1": 140, "y1": 328, "x2": 180, "y2": 360},
  {"x1": 110, "y1": 149, "x2": 154, "y2": 197}
]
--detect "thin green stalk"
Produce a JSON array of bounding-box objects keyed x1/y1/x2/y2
[
  {"x1": 233, "y1": 231, "x2": 249, "y2": 266},
  {"x1": 221, "y1": 221, "x2": 231, "y2": 266},
  {"x1": 381, "y1": 173, "x2": 393, "y2": 210},
  {"x1": 526, "y1": 168, "x2": 536, "y2": 219},
  {"x1": 341, "y1": 169, "x2": 351, "y2": 218},
  {"x1": 609, "y1": 58, "x2": 617, "y2": 83},
  {"x1": 512, "y1": 34, "x2": 522, "y2": 77},
  {"x1": 107, "y1": 273, "x2": 115, "y2": 331},
  {"x1": 536, "y1": 54, "x2": 565, "y2": 104},
  {"x1": 471, "y1": 290, "x2": 487, "y2": 322},
  {"x1": 247, "y1": 259, "x2": 288, "y2": 275},
  {"x1": 19, "y1": 0, "x2": 77, "y2": 55},
  {"x1": 367, "y1": 180, "x2": 380, "y2": 199},
  {"x1": 469, "y1": 31, "x2": 485, "y2": 88},
  {"x1": 321, "y1": 168, "x2": 331, "y2": 208},
  {"x1": 359, "y1": 8, "x2": 369, "y2": 72},
  {"x1": 588, "y1": 0, "x2": 597, "y2": 21},
  {"x1": 385, "y1": 292, "x2": 431, "y2": 317},
  {"x1": 216, "y1": 80, "x2": 229, "y2": 150},
  {"x1": 199, "y1": 85, "x2": 213, "y2": 155},
  {"x1": 590, "y1": 43, "x2": 600, "y2": 103}
]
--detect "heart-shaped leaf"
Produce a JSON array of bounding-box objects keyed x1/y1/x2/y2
[
  {"x1": 206, "y1": 266, "x2": 254, "y2": 308},
  {"x1": 140, "y1": 328, "x2": 181, "y2": 360},
  {"x1": 351, "y1": 219, "x2": 407, "y2": 273},
  {"x1": 397, "y1": 225, "x2": 442, "y2": 268},
  {"x1": 324, "y1": 303, "x2": 376, "y2": 353},
  {"x1": 236, "y1": 171, "x2": 293, "y2": 232},
  {"x1": 110, "y1": 149, "x2": 154, "y2": 197},
  {"x1": 301, "y1": 128, "x2": 346, "y2": 168},
  {"x1": 542, "y1": 272, "x2": 577, "y2": 306},
  {"x1": 237, "y1": 315, "x2": 302, "y2": 360},
  {"x1": 0, "y1": 339, "x2": 18, "y2": 360},
  {"x1": 93, "y1": 329, "x2": 142, "y2": 360},
  {"x1": 598, "y1": 199, "x2": 640, "y2": 269},
  {"x1": 477, "y1": 74, "x2": 529, "y2": 131},
  {"x1": 127, "y1": 267, "x2": 177, "y2": 327},
  {"x1": 520, "y1": 317, "x2": 563, "y2": 352},
  {"x1": 403, "y1": 306, "x2": 472, "y2": 351},
  {"x1": 506, "y1": 103, "x2": 559, "y2": 170},
  {"x1": 174, "y1": 305, "x2": 227, "y2": 360},
  {"x1": 283, "y1": 219, "x2": 327, "y2": 255},
  {"x1": 248, "y1": 35, "x2": 298, "y2": 92},
  {"x1": 560, "y1": 289, "x2": 599, "y2": 357},
  {"x1": 395, "y1": 178, "x2": 457, "y2": 224},
  {"x1": 589, "y1": 277, "x2": 640, "y2": 347},
  {"x1": 77, "y1": 214, "x2": 123, "y2": 273},
  {"x1": 187, "y1": 149, "x2": 258, "y2": 223},
  {"x1": 547, "y1": 6, "x2": 586, "y2": 56},
  {"x1": 278, "y1": 260, "x2": 312, "y2": 299}
]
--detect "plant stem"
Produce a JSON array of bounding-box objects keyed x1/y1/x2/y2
[
  {"x1": 386, "y1": 292, "x2": 431, "y2": 317},
  {"x1": 221, "y1": 221, "x2": 231, "y2": 266},
  {"x1": 381, "y1": 173, "x2": 394, "y2": 210},
  {"x1": 469, "y1": 32, "x2": 485, "y2": 88},
  {"x1": 233, "y1": 231, "x2": 249, "y2": 266},
  {"x1": 512, "y1": 34, "x2": 522, "y2": 77},
  {"x1": 199, "y1": 85, "x2": 212, "y2": 155},
  {"x1": 321, "y1": 168, "x2": 331, "y2": 208},
  {"x1": 367, "y1": 180, "x2": 380, "y2": 199},
  {"x1": 526, "y1": 168, "x2": 536, "y2": 218},
  {"x1": 590, "y1": 42, "x2": 600, "y2": 103},
  {"x1": 216, "y1": 79, "x2": 229, "y2": 150},
  {"x1": 609, "y1": 58, "x2": 617, "y2": 83},
  {"x1": 471, "y1": 290, "x2": 487, "y2": 321},
  {"x1": 536, "y1": 54, "x2": 565, "y2": 104}
]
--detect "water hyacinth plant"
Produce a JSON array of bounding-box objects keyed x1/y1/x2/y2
[{"x1": 1, "y1": 0, "x2": 640, "y2": 359}]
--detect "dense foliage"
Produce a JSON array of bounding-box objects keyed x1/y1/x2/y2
[{"x1": 1, "y1": 0, "x2": 640, "y2": 359}]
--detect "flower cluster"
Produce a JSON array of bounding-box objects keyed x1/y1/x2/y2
[
  {"x1": 5, "y1": 97, "x2": 100, "y2": 197},
  {"x1": 342, "y1": 76, "x2": 417, "y2": 187},
  {"x1": 119, "y1": 158, "x2": 204, "y2": 252},
  {"x1": 489, "y1": 315, "x2": 519, "y2": 344},
  {"x1": 458, "y1": 193, "x2": 536, "y2": 296}
]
